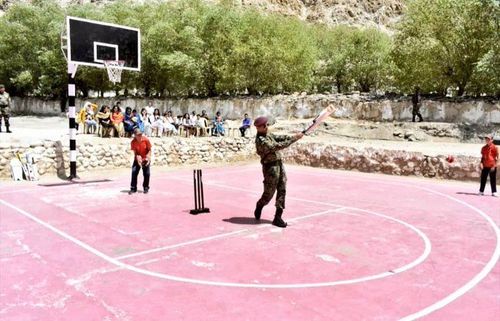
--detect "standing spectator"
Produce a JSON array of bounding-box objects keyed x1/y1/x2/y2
[
  {"x1": 140, "y1": 108, "x2": 152, "y2": 136},
  {"x1": 239, "y1": 113, "x2": 252, "y2": 137},
  {"x1": 150, "y1": 108, "x2": 164, "y2": 137},
  {"x1": 0, "y1": 84, "x2": 12, "y2": 133},
  {"x1": 111, "y1": 105, "x2": 125, "y2": 137},
  {"x1": 212, "y1": 111, "x2": 225, "y2": 136},
  {"x1": 123, "y1": 107, "x2": 136, "y2": 136},
  {"x1": 96, "y1": 105, "x2": 113, "y2": 137},
  {"x1": 479, "y1": 134, "x2": 498, "y2": 197},
  {"x1": 412, "y1": 87, "x2": 424, "y2": 122},
  {"x1": 129, "y1": 128, "x2": 152, "y2": 194}
]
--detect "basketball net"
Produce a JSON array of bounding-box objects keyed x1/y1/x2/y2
[{"x1": 104, "y1": 60, "x2": 125, "y2": 84}]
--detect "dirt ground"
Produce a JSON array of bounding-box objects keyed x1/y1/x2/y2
[{"x1": 0, "y1": 116, "x2": 485, "y2": 158}]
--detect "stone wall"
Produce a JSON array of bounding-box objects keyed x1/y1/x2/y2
[
  {"x1": 0, "y1": 137, "x2": 257, "y2": 179},
  {"x1": 282, "y1": 142, "x2": 481, "y2": 181},
  {"x1": 10, "y1": 94, "x2": 500, "y2": 125},
  {"x1": 0, "y1": 137, "x2": 481, "y2": 181}
]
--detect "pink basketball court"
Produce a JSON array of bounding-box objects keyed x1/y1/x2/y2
[{"x1": 0, "y1": 164, "x2": 498, "y2": 320}]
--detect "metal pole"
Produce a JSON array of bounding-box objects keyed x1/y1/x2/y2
[{"x1": 68, "y1": 63, "x2": 78, "y2": 180}]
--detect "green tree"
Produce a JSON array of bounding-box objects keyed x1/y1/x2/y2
[
  {"x1": 349, "y1": 28, "x2": 393, "y2": 92},
  {"x1": 0, "y1": 0, "x2": 65, "y2": 97},
  {"x1": 392, "y1": 0, "x2": 498, "y2": 95}
]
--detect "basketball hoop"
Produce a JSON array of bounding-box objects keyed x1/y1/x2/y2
[{"x1": 104, "y1": 60, "x2": 125, "y2": 84}]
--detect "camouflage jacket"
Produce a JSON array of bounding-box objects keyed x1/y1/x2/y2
[
  {"x1": 0, "y1": 92, "x2": 10, "y2": 107},
  {"x1": 255, "y1": 132, "x2": 299, "y2": 165}
]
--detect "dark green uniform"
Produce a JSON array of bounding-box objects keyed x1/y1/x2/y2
[
  {"x1": 0, "y1": 91, "x2": 11, "y2": 131},
  {"x1": 255, "y1": 132, "x2": 300, "y2": 209}
]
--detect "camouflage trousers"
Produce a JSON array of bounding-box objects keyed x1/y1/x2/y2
[
  {"x1": 256, "y1": 160, "x2": 287, "y2": 209},
  {"x1": 0, "y1": 106, "x2": 10, "y2": 127}
]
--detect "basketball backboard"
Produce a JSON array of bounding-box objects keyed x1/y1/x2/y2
[{"x1": 65, "y1": 16, "x2": 140, "y2": 71}]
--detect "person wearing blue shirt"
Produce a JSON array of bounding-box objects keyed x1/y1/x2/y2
[{"x1": 239, "y1": 113, "x2": 252, "y2": 137}]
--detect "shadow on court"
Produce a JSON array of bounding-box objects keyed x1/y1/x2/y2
[{"x1": 223, "y1": 217, "x2": 272, "y2": 225}]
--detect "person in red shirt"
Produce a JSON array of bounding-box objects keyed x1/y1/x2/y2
[
  {"x1": 130, "y1": 128, "x2": 152, "y2": 194},
  {"x1": 479, "y1": 134, "x2": 498, "y2": 197}
]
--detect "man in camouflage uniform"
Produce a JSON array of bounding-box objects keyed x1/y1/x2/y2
[
  {"x1": 0, "y1": 85, "x2": 12, "y2": 133},
  {"x1": 412, "y1": 86, "x2": 423, "y2": 122},
  {"x1": 253, "y1": 116, "x2": 304, "y2": 228}
]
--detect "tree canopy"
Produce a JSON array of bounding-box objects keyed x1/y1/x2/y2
[{"x1": 0, "y1": 0, "x2": 497, "y2": 98}]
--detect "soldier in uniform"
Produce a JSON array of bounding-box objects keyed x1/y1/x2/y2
[
  {"x1": 253, "y1": 116, "x2": 304, "y2": 228},
  {"x1": 412, "y1": 86, "x2": 424, "y2": 122},
  {"x1": 0, "y1": 85, "x2": 12, "y2": 133}
]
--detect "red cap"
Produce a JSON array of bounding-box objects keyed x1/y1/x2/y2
[{"x1": 254, "y1": 116, "x2": 268, "y2": 127}]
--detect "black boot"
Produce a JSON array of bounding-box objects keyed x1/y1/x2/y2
[
  {"x1": 254, "y1": 205, "x2": 263, "y2": 220},
  {"x1": 6, "y1": 126, "x2": 11, "y2": 133},
  {"x1": 272, "y1": 208, "x2": 287, "y2": 228}
]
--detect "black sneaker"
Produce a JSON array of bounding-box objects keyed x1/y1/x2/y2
[
  {"x1": 129, "y1": 189, "x2": 137, "y2": 195},
  {"x1": 143, "y1": 188, "x2": 149, "y2": 194}
]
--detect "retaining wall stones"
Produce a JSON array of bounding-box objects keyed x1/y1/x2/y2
[
  {"x1": 282, "y1": 142, "x2": 481, "y2": 181},
  {"x1": 0, "y1": 138, "x2": 481, "y2": 181}
]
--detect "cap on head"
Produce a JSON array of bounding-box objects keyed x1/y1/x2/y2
[
  {"x1": 485, "y1": 134, "x2": 493, "y2": 139},
  {"x1": 254, "y1": 116, "x2": 268, "y2": 127},
  {"x1": 0, "y1": 84, "x2": 4, "y2": 89}
]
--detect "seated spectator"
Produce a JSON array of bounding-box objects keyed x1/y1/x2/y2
[
  {"x1": 196, "y1": 114, "x2": 209, "y2": 136},
  {"x1": 200, "y1": 110, "x2": 209, "y2": 120},
  {"x1": 165, "y1": 111, "x2": 178, "y2": 129},
  {"x1": 140, "y1": 108, "x2": 152, "y2": 136},
  {"x1": 96, "y1": 105, "x2": 113, "y2": 137},
  {"x1": 239, "y1": 113, "x2": 252, "y2": 137},
  {"x1": 131, "y1": 109, "x2": 143, "y2": 133},
  {"x1": 145, "y1": 101, "x2": 155, "y2": 118},
  {"x1": 150, "y1": 108, "x2": 164, "y2": 137},
  {"x1": 116, "y1": 101, "x2": 123, "y2": 113},
  {"x1": 190, "y1": 111, "x2": 198, "y2": 124},
  {"x1": 85, "y1": 103, "x2": 98, "y2": 134},
  {"x1": 182, "y1": 113, "x2": 195, "y2": 136},
  {"x1": 212, "y1": 111, "x2": 225, "y2": 136},
  {"x1": 162, "y1": 111, "x2": 178, "y2": 135},
  {"x1": 124, "y1": 107, "x2": 136, "y2": 136},
  {"x1": 111, "y1": 105, "x2": 125, "y2": 137}
]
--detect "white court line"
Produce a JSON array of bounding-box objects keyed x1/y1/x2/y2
[
  {"x1": 189, "y1": 175, "x2": 500, "y2": 320},
  {"x1": 2, "y1": 169, "x2": 498, "y2": 319},
  {"x1": 0, "y1": 199, "x2": 430, "y2": 289},
  {"x1": 115, "y1": 208, "x2": 344, "y2": 260}
]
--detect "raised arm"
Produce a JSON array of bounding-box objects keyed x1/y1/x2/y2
[{"x1": 257, "y1": 133, "x2": 303, "y2": 153}]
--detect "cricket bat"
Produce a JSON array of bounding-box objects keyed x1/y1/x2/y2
[
  {"x1": 16, "y1": 152, "x2": 30, "y2": 181},
  {"x1": 302, "y1": 105, "x2": 335, "y2": 135}
]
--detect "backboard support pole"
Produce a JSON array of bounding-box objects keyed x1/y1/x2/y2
[{"x1": 67, "y1": 62, "x2": 78, "y2": 180}]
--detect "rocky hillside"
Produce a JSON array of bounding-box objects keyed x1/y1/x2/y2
[
  {"x1": 1, "y1": 0, "x2": 406, "y2": 29},
  {"x1": 241, "y1": 0, "x2": 405, "y2": 29}
]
